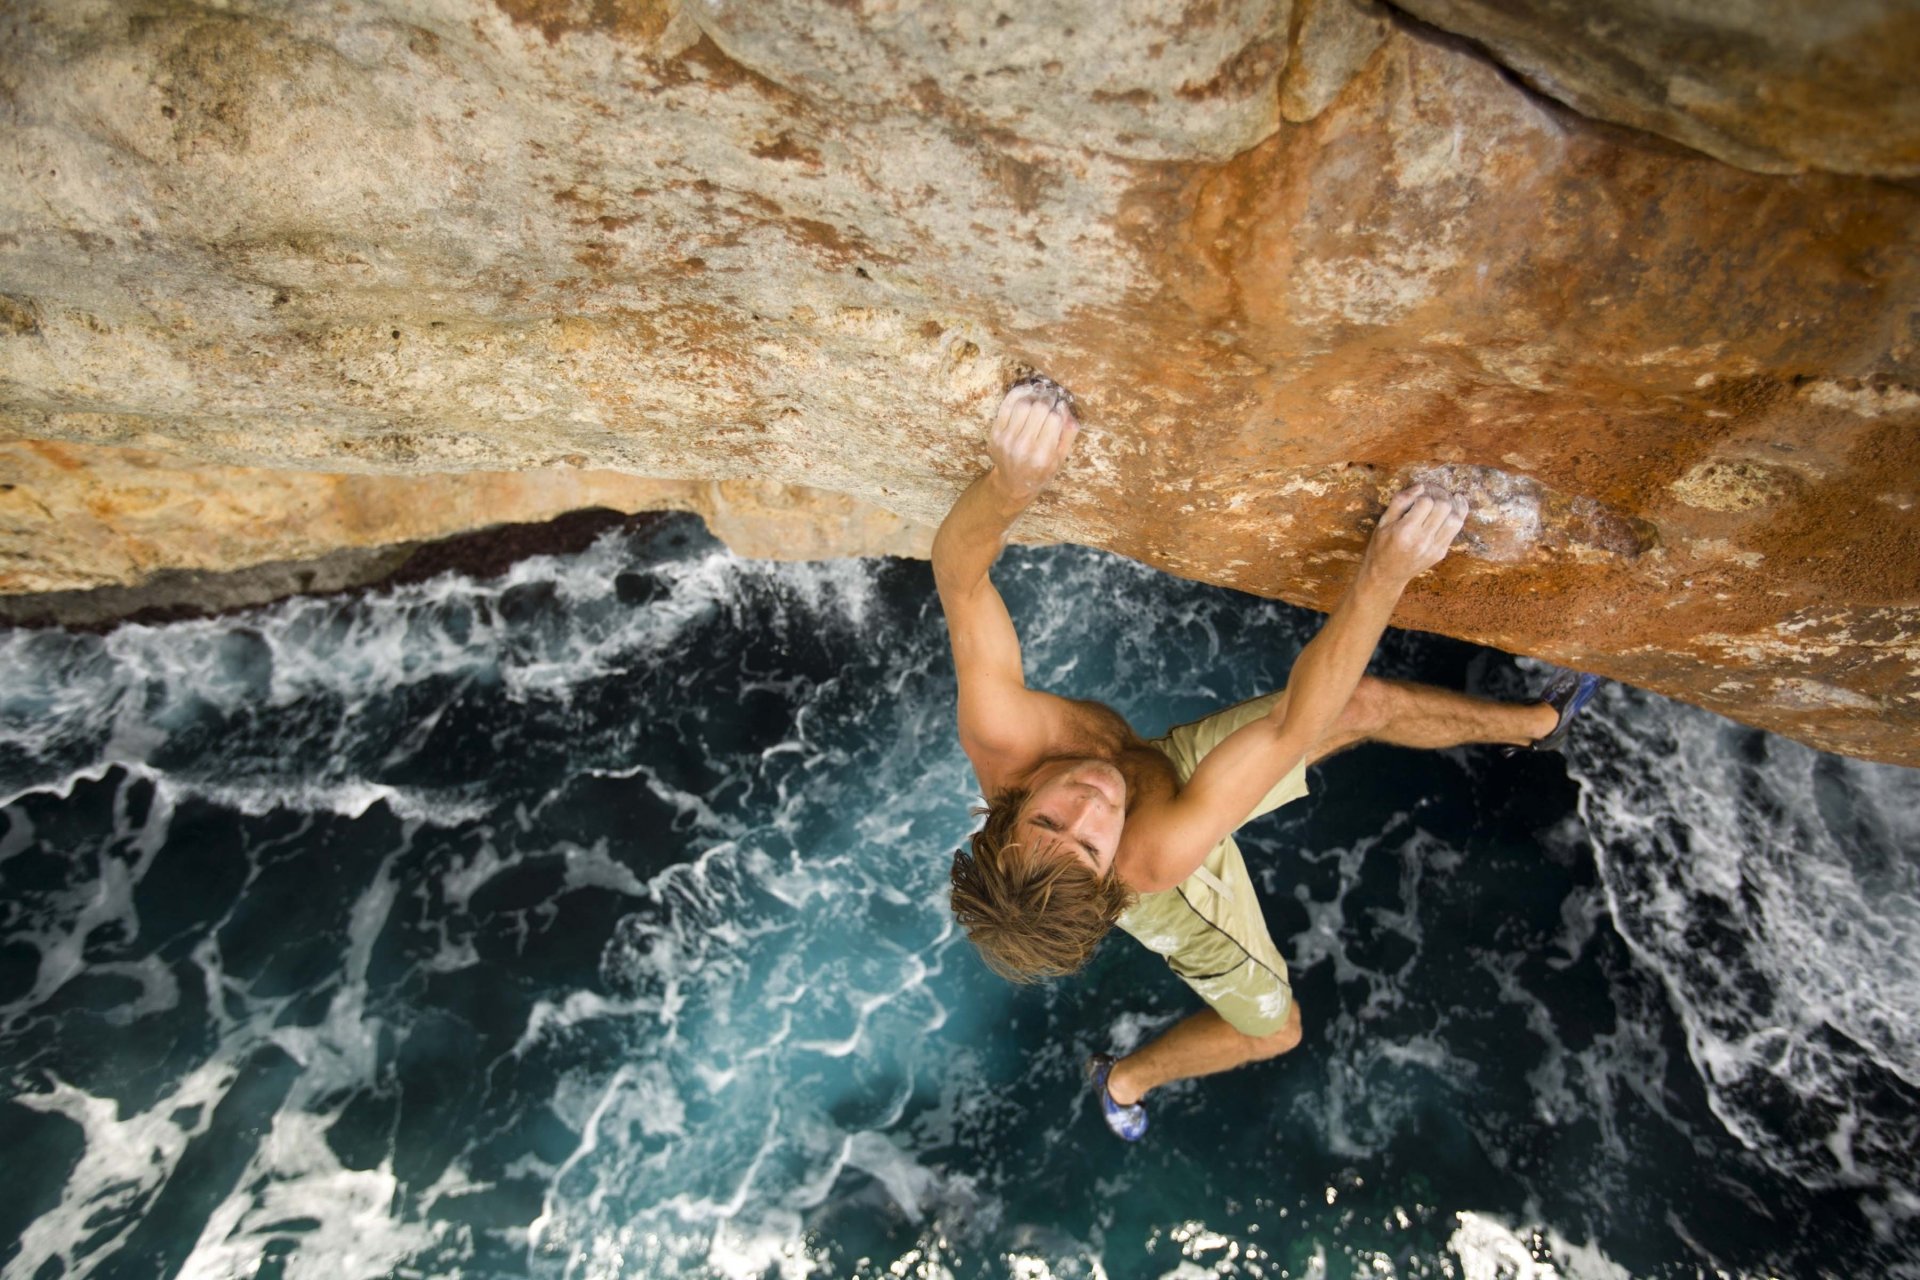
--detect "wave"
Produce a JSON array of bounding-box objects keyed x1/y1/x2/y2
[
  {"x1": 1567, "y1": 680, "x2": 1920, "y2": 1212},
  {"x1": 0, "y1": 526, "x2": 884, "y2": 803}
]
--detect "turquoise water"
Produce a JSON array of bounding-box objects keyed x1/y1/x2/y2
[{"x1": 1, "y1": 515, "x2": 1916, "y2": 1279}]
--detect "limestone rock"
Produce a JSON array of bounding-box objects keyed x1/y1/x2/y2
[
  {"x1": 1393, "y1": 0, "x2": 1920, "y2": 176},
  {"x1": 1280, "y1": 0, "x2": 1390, "y2": 123},
  {"x1": 1, "y1": 0, "x2": 1917, "y2": 765},
  {"x1": 680, "y1": 0, "x2": 1293, "y2": 162},
  {"x1": 0, "y1": 440, "x2": 929, "y2": 597}
]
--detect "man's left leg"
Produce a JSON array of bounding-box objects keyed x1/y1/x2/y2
[
  {"x1": 1309, "y1": 676, "x2": 1558, "y2": 759},
  {"x1": 1100, "y1": 678, "x2": 1556, "y2": 1123}
]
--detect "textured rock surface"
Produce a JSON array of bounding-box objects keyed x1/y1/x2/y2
[
  {"x1": 0, "y1": 439, "x2": 929, "y2": 597},
  {"x1": 1, "y1": 0, "x2": 1917, "y2": 764},
  {"x1": 1394, "y1": 0, "x2": 1920, "y2": 177},
  {"x1": 1280, "y1": 0, "x2": 1391, "y2": 124}
]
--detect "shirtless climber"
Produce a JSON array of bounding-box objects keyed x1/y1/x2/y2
[{"x1": 937, "y1": 376, "x2": 1598, "y2": 1140}]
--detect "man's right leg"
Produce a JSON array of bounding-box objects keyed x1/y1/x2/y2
[{"x1": 1104, "y1": 1000, "x2": 1302, "y2": 1107}]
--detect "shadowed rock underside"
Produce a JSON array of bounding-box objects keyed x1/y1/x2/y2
[{"x1": 1, "y1": 0, "x2": 1916, "y2": 764}]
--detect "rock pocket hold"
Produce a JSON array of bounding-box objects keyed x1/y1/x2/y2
[{"x1": 1400, "y1": 462, "x2": 1659, "y2": 564}]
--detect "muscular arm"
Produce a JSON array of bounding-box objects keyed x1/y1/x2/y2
[
  {"x1": 1119, "y1": 486, "x2": 1468, "y2": 892},
  {"x1": 935, "y1": 382, "x2": 1081, "y2": 778}
]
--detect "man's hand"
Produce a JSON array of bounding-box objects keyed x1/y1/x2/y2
[
  {"x1": 1361, "y1": 484, "x2": 1468, "y2": 584},
  {"x1": 987, "y1": 381, "x2": 1079, "y2": 504}
]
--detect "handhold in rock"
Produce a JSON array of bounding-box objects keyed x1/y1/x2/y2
[{"x1": 1009, "y1": 373, "x2": 1078, "y2": 418}]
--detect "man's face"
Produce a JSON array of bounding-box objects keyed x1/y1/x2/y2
[{"x1": 1017, "y1": 758, "x2": 1127, "y2": 874}]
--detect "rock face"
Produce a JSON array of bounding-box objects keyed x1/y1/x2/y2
[
  {"x1": 1393, "y1": 0, "x2": 1920, "y2": 177},
  {"x1": 0, "y1": 439, "x2": 929, "y2": 599},
  {"x1": 1, "y1": 0, "x2": 1916, "y2": 765}
]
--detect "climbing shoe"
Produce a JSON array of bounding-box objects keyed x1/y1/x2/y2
[
  {"x1": 1087, "y1": 1053, "x2": 1148, "y2": 1142},
  {"x1": 1522, "y1": 667, "x2": 1602, "y2": 754}
]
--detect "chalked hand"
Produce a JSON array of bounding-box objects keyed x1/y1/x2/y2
[
  {"x1": 988, "y1": 375, "x2": 1080, "y2": 503},
  {"x1": 1364, "y1": 483, "x2": 1469, "y2": 583}
]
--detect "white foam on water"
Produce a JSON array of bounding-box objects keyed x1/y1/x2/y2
[
  {"x1": 1564, "y1": 683, "x2": 1920, "y2": 1209},
  {"x1": 704, "y1": 1222, "x2": 831, "y2": 1280},
  {"x1": 0, "y1": 804, "x2": 36, "y2": 862},
  {"x1": 10, "y1": 1064, "x2": 233, "y2": 1277},
  {"x1": 1005, "y1": 1236, "x2": 1109, "y2": 1280},
  {"x1": 171, "y1": 848, "x2": 472, "y2": 1280},
  {"x1": 1, "y1": 757, "x2": 488, "y2": 832},
  {"x1": 0, "y1": 630, "x2": 134, "y2": 755},
  {"x1": 0, "y1": 758, "x2": 155, "y2": 831},
  {"x1": 1281, "y1": 820, "x2": 1482, "y2": 1159},
  {"x1": 844, "y1": 1130, "x2": 944, "y2": 1220},
  {"x1": 81, "y1": 955, "x2": 183, "y2": 1025},
  {"x1": 510, "y1": 990, "x2": 664, "y2": 1058},
  {"x1": 173, "y1": 1122, "x2": 442, "y2": 1280},
  {"x1": 1106, "y1": 1009, "x2": 1181, "y2": 1057},
  {"x1": 1447, "y1": 1212, "x2": 1631, "y2": 1280},
  {"x1": 5, "y1": 824, "x2": 444, "y2": 1278},
  {"x1": 1286, "y1": 814, "x2": 1428, "y2": 1000},
  {"x1": 438, "y1": 831, "x2": 522, "y2": 908},
  {"x1": 624, "y1": 764, "x2": 751, "y2": 842},
  {"x1": 194, "y1": 777, "x2": 490, "y2": 825},
  {"x1": 0, "y1": 766, "x2": 175, "y2": 1018},
  {"x1": 1137, "y1": 1218, "x2": 1279, "y2": 1280},
  {"x1": 559, "y1": 840, "x2": 656, "y2": 898}
]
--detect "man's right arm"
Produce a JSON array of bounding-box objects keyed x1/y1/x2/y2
[{"x1": 934, "y1": 385, "x2": 1079, "y2": 773}]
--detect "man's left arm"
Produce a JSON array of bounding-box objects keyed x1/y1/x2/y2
[{"x1": 1120, "y1": 485, "x2": 1467, "y2": 892}]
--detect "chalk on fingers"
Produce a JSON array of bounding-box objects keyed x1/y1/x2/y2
[{"x1": 1010, "y1": 372, "x2": 1079, "y2": 419}]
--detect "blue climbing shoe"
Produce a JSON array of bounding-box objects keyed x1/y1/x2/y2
[
  {"x1": 1526, "y1": 667, "x2": 1602, "y2": 753},
  {"x1": 1087, "y1": 1053, "x2": 1148, "y2": 1142}
]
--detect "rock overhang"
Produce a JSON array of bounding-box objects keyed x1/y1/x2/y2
[{"x1": 0, "y1": 0, "x2": 1915, "y2": 765}]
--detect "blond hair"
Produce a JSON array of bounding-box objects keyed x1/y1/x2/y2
[{"x1": 949, "y1": 789, "x2": 1135, "y2": 983}]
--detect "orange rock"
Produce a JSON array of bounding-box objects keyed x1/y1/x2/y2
[{"x1": 0, "y1": 1, "x2": 1914, "y2": 763}]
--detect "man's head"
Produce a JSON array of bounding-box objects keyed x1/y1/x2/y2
[
  {"x1": 1011, "y1": 757, "x2": 1127, "y2": 872},
  {"x1": 948, "y1": 760, "x2": 1135, "y2": 983}
]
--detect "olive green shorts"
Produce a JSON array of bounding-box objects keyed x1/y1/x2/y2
[{"x1": 1113, "y1": 691, "x2": 1306, "y2": 1036}]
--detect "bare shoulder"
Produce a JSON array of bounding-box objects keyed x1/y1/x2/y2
[
  {"x1": 1110, "y1": 756, "x2": 1193, "y2": 894},
  {"x1": 961, "y1": 688, "x2": 1097, "y2": 793},
  {"x1": 963, "y1": 694, "x2": 1143, "y2": 795},
  {"x1": 1111, "y1": 804, "x2": 1180, "y2": 894}
]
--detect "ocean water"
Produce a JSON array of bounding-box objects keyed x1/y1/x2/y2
[{"x1": 1, "y1": 514, "x2": 1916, "y2": 1280}]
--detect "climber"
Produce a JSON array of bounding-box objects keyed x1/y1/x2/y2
[{"x1": 936, "y1": 376, "x2": 1599, "y2": 1140}]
